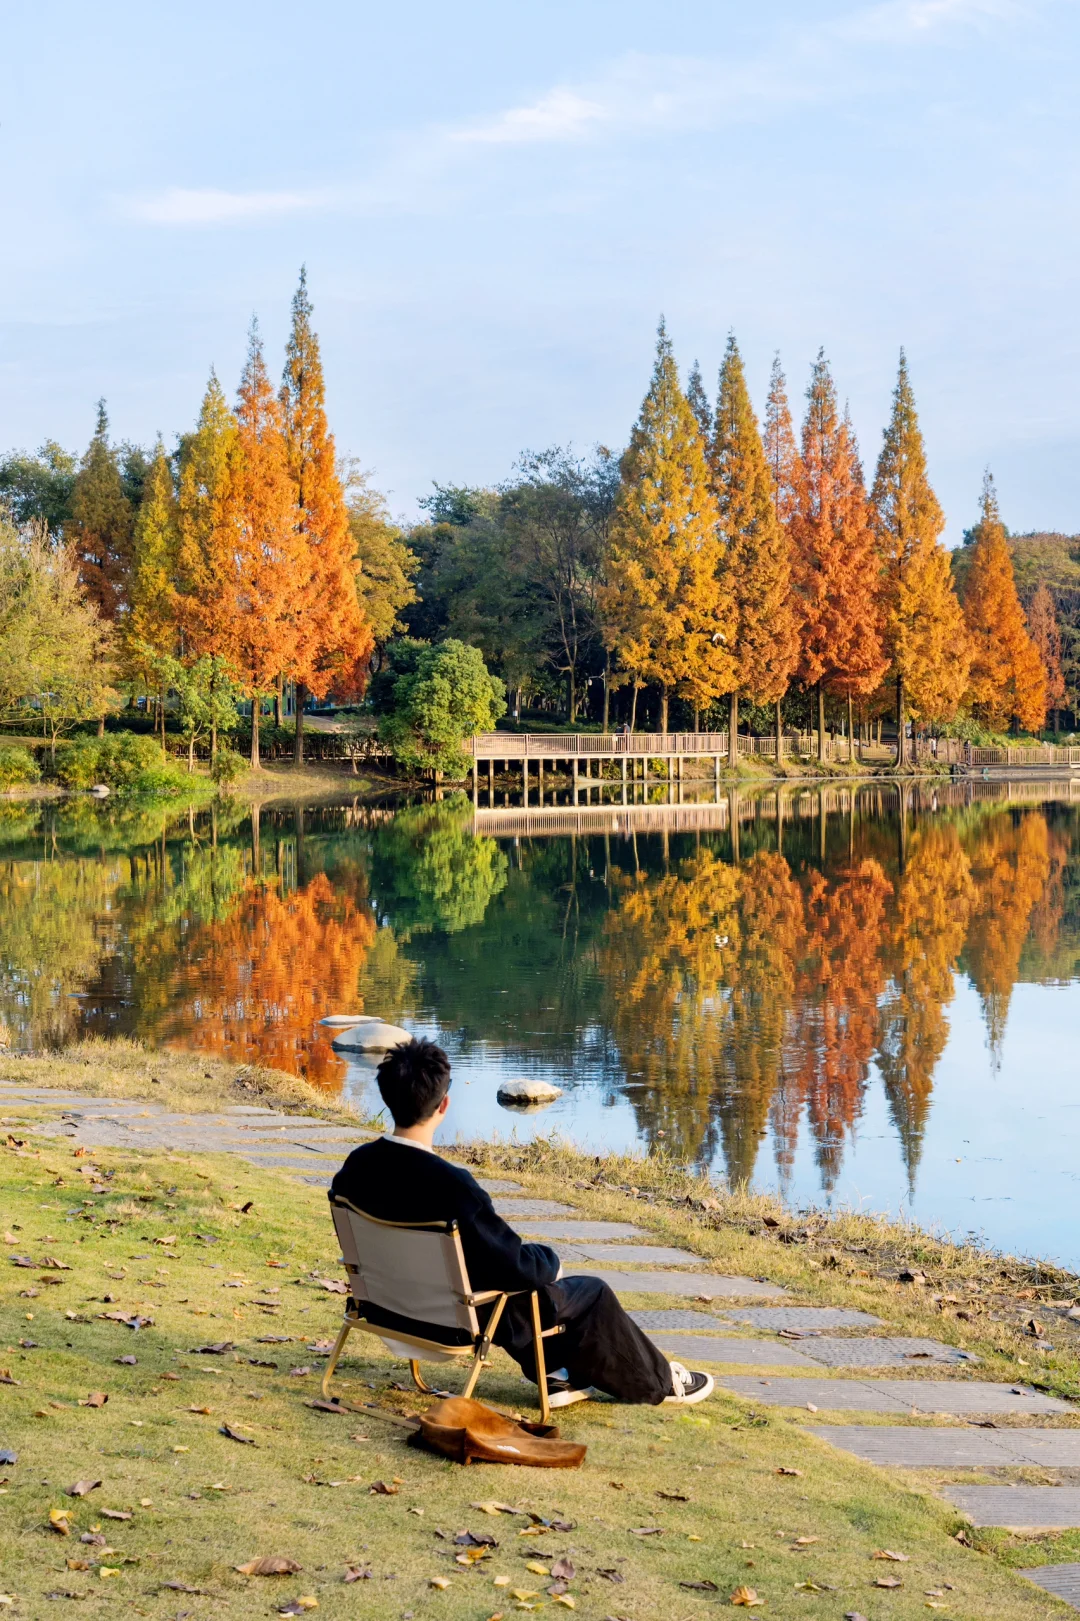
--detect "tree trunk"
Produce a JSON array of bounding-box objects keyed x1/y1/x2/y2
[
  {"x1": 274, "y1": 677, "x2": 283, "y2": 729},
  {"x1": 775, "y1": 697, "x2": 783, "y2": 766},
  {"x1": 1053, "y1": 708, "x2": 1060, "y2": 733},
  {"x1": 847, "y1": 694, "x2": 854, "y2": 764},
  {"x1": 294, "y1": 682, "x2": 307, "y2": 764},
  {"x1": 693, "y1": 706, "x2": 699, "y2": 734},
  {"x1": 160, "y1": 685, "x2": 167, "y2": 761},
  {"x1": 659, "y1": 684, "x2": 668, "y2": 734},
  {"x1": 630, "y1": 683, "x2": 639, "y2": 734},
  {"x1": 568, "y1": 671, "x2": 576, "y2": 725},
  {"x1": 250, "y1": 700, "x2": 261, "y2": 769},
  {"x1": 97, "y1": 714, "x2": 105, "y2": 739},
  {"x1": 729, "y1": 690, "x2": 738, "y2": 764},
  {"x1": 896, "y1": 673, "x2": 906, "y2": 767},
  {"x1": 817, "y1": 684, "x2": 825, "y2": 763},
  {"x1": 603, "y1": 651, "x2": 611, "y2": 731},
  {"x1": 188, "y1": 734, "x2": 195, "y2": 773}
]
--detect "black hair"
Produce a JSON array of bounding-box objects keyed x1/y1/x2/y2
[{"x1": 376, "y1": 1037, "x2": 452, "y2": 1128}]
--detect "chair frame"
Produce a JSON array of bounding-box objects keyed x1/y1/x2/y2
[{"x1": 322, "y1": 1197, "x2": 564, "y2": 1424}]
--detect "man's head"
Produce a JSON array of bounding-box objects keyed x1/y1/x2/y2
[{"x1": 376, "y1": 1037, "x2": 452, "y2": 1128}]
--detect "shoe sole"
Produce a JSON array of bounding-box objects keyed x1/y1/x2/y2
[
  {"x1": 547, "y1": 1387, "x2": 592, "y2": 1408},
  {"x1": 662, "y1": 1372, "x2": 715, "y2": 1405}
]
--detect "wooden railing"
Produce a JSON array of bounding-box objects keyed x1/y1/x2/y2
[{"x1": 470, "y1": 732, "x2": 1080, "y2": 768}]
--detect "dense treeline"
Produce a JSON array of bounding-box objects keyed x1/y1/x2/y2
[{"x1": 2, "y1": 312, "x2": 1076, "y2": 778}]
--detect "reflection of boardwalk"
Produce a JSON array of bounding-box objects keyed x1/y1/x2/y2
[{"x1": 472, "y1": 777, "x2": 1080, "y2": 837}]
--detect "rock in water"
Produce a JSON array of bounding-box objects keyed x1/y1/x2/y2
[
  {"x1": 330, "y1": 1017, "x2": 411, "y2": 1052},
  {"x1": 496, "y1": 1078, "x2": 563, "y2": 1109},
  {"x1": 319, "y1": 1014, "x2": 370, "y2": 1027}
]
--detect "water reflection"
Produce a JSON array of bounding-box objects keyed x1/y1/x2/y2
[{"x1": 0, "y1": 785, "x2": 1077, "y2": 1248}]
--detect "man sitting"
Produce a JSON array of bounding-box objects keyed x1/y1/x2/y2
[{"x1": 330, "y1": 1037, "x2": 714, "y2": 1409}]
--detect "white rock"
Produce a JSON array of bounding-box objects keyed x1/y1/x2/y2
[
  {"x1": 496, "y1": 1078, "x2": 563, "y2": 1108},
  {"x1": 319, "y1": 1014, "x2": 371, "y2": 1027},
  {"x1": 89, "y1": 784, "x2": 111, "y2": 798},
  {"x1": 330, "y1": 1017, "x2": 412, "y2": 1052}
]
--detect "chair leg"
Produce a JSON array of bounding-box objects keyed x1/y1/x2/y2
[
  {"x1": 409, "y1": 1360, "x2": 435, "y2": 1394},
  {"x1": 461, "y1": 1293, "x2": 509, "y2": 1402},
  {"x1": 530, "y1": 1292, "x2": 551, "y2": 1425},
  {"x1": 321, "y1": 1318, "x2": 353, "y2": 1401}
]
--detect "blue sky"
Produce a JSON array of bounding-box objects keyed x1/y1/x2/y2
[{"x1": 2, "y1": 0, "x2": 1077, "y2": 537}]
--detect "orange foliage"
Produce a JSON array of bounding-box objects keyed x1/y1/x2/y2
[
  {"x1": 962, "y1": 475, "x2": 1046, "y2": 731},
  {"x1": 166, "y1": 871, "x2": 377, "y2": 1088},
  {"x1": 962, "y1": 811, "x2": 1051, "y2": 1062}
]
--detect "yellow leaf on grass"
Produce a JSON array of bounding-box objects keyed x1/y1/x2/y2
[
  {"x1": 510, "y1": 1592, "x2": 540, "y2": 1602},
  {"x1": 235, "y1": 1557, "x2": 302, "y2": 1577},
  {"x1": 456, "y1": 1547, "x2": 492, "y2": 1566},
  {"x1": 429, "y1": 1577, "x2": 451, "y2": 1590},
  {"x1": 730, "y1": 1587, "x2": 762, "y2": 1607},
  {"x1": 48, "y1": 1509, "x2": 72, "y2": 1534},
  {"x1": 99, "y1": 1568, "x2": 121, "y2": 1579},
  {"x1": 493, "y1": 1575, "x2": 510, "y2": 1586},
  {"x1": 551, "y1": 1598, "x2": 575, "y2": 1610},
  {"x1": 525, "y1": 1562, "x2": 549, "y2": 1576}
]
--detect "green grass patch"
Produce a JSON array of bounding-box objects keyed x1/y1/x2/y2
[{"x1": 0, "y1": 1129, "x2": 1073, "y2": 1618}]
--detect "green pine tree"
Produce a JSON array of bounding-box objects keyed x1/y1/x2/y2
[{"x1": 68, "y1": 401, "x2": 133, "y2": 621}]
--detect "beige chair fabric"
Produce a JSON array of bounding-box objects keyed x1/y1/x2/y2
[{"x1": 330, "y1": 1199, "x2": 479, "y2": 1337}]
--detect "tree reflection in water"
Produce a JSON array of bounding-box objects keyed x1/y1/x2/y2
[{"x1": 0, "y1": 789, "x2": 1074, "y2": 1193}]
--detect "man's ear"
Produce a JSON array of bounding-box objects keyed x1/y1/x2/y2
[{"x1": 437, "y1": 1092, "x2": 451, "y2": 1116}]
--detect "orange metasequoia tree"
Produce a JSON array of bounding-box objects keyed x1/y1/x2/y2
[
  {"x1": 790, "y1": 352, "x2": 887, "y2": 760},
  {"x1": 871, "y1": 352, "x2": 970, "y2": 763},
  {"x1": 214, "y1": 323, "x2": 307, "y2": 768},
  {"x1": 281, "y1": 269, "x2": 373, "y2": 762},
  {"x1": 762, "y1": 355, "x2": 801, "y2": 754},
  {"x1": 961, "y1": 473, "x2": 1046, "y2": 732},
  {"x1": 709, "y1": 336, "x2": 798, "y2": 761},
  {"x1": 1026, "y1": 582, "x2": 1066, "y2": 729}
]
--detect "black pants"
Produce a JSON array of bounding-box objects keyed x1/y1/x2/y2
[{"x1": 492, "y1": 1275, "x2": 673, "y2": 1405}]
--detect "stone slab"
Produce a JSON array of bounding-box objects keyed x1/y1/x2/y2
[
  {"x1": 630, "y1": 1310, "x2": 728, "y2": 1332},
  {"x1": 721, "y1": 1376, "x2": 1070, "y2": 1415},
  {"x1": 492, "y1": 1200, "x2": 578, "y2": 1219},
  {"x1": 588, "y1": 1269, "x2": 787, "y2": 1299},
  {"x1": 800, "y1": 1337, "x2": 979, "y2": 1369},
  {"x1": 813, "y1": 1426, "x2": 1080, "y2": 1469},
  {"x1": 1020, "y1": 1565, "x2": 1080, "y2": 1608},
  {"x1": 516, "y1": 1221, "x2": 648, "y2": 1241},
  {"x1": 555, "y1": 1243, "x2": 703, "y2": 1266},
  {"x1": 944, "y1": 1486, "x2": 1080, "y2": 1530},
  {"x1": 648, "y1": 1332, "x2": 819, "y2": 1369},
  {"x1": 719, "y1": 1306, "x2": 884, "y2": 1331},
  {"x1": 476, "y1": 1179, "x2": 523, "y2": 1195},
  {"x1": 235, "y1": 1154, "x2": 341, "y2": 1170}
]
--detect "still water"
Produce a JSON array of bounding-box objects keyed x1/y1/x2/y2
[{"x1": 0, "y1": 783, "x2": 1077, "y2": 1264}]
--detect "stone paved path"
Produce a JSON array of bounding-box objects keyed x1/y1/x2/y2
[
  {"x1": 720, "y1": 1376, "x2": 1069, "y2": 1415},
  {"x1": 1020, "y1": 1565, "x2": 1080, "y2": 1609},
  {"x1": 515, "y1": 1220, "x2": 649, "y2": 1241},
  {"x1": 554, "y1": 1242, "x2": 714, "y2": 1266},
  {"x1": 944, "y1": 1486, "x2": 1080, "y2": 1530},
  {"x1": 812, "y1": 1426, "x2": 1080, "y2": 1468},
  {"x1": 794, "y1": 1336, "x2": 979, "y2": 1368},
  {"x1": 647, "y1": 1331, "x2": 819, "y2": 1369},
  {"x1": 590, "y1": 1269, "x2": 787, "y2": 1299},
  {"x1": 630, "y1": 1309, "x2": 733, "y2": 1331},
  {"x1": 719, "y1": 1306, "x2": 883, "y2": 1330}
]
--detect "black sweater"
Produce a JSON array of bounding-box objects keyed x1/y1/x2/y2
[{"x1": 329, "y1": 1137, "x2": 560, "y2": 1298}]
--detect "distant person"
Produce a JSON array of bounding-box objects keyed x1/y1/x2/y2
[{"x1": 331, "y1": 1038, "x2": 714, "y2": 1409}]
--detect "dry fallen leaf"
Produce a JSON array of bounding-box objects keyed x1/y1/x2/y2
[
  {"x1": 629, "y1": 1526, "x2": 663, "y2": 1537},
  {"x1": 456, "y1": 1548, "x2": 493, "y2": 1566},
  {"x1": 67, "y1": 1479, "x2": 102, "y2": 1498},
  {"x1": 873, "y1": 1550, "x2": 911, "y2": 1562},
  {"x1": 277, "y1": 1601, "x2": 318, "y2": 1615},
  {"x1": 0, "y1": 1371, "x2": 21, "y2": 1387},
  {"x1": 80, "y1": 1392, "x2": 108, "y2": 1408},
  {"x1": 874, "y1": 1576, "x2": 904, "y2": 1589},
  {"x1": 525, "y1": 1562, "x2": 549, "y2": 1576},
  {"x1": 471, "y1": 1501, "x2": 520, "y2": 1515},
  {"x1": 551, "y1": 1598, "x2": 575, "y2": 1611},
  {"x1": 100, "y1": 1509, "x2": 131, "y2": 1521},
  {"x1": 235, "y1": 1557, "x2": 302, "y2": 1576},
  {"x1": 49, "y1": 1509, "x2": 73, "y2": 1534},
  {"x1": 776, "y1": 1467, "x2": 802, "y2": 1477},
  {"x1": 730, "y1": 1586, "x2": 763, "y2": 1607},
  {"x1": 550, "y1": 1559, "x2": 575, "y2": 1581},
  {"x1": 793, "y1": 1536, "x2": 820, "y2": 1546},
  {"x1": 680, "y1": 1579, "x2": 719, "y2": 1591},
  {"x1": 369, "y1": 1480, "x2": 398, "y2": 1495},
  {"x1": 656, "y1": 1490, "x2": 690, "y2": 1501},
  {"x1": 98, "y1": 1567, "x2": 121, "y2": 1580},
  {"x1": 220, "y1": 1423, "x2": 256, "y2": 1445}
]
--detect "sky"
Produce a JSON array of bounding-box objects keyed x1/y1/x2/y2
[{"x1": 2, "y1": 0, "x2": 1078, "y2": 537}]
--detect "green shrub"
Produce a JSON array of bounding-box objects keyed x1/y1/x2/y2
[
  {"x1": 55, "y1": 733, "x2": 167, "y2": 791},
  {"x1": 210, "y1": 747, "x2": 246, "y2": 787},
  {"x1": 0, "y1": 746, "x2": 41, "y2": 788}
]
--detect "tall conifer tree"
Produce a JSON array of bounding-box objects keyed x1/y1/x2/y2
[
  {"x1": 710, "y1": 335, "x2": 797, "y2": 756},
  {"x1": 602, "y1": 321, "x2": 734, "y2": 731},
  {"x1": 686, "y1": 360, "x2": 712, "y2": 444},
  {"x1": 962, "y1": 474, "x2": 1046, "y2": 731},
  {"x1": 281, "y1": 269, "x2": 373, "y2": 762},
  {"x1": 761, "y1": 355, "x2": 800, "y2": 755},
  {"x1": 68, "y1": 401, "x2": 133, "y2": 621},
  {"x1": 126, "y1": 439, "x2": 180, "y2": 746},
  {"x1": 215, "y1": 323, "x2": 305, "y2": 768},
  {"x1": 790, "y1": 353, "x2": 886, "y2": 760},
  {"x1": 871, "y1": 352, "x2": 969, "y2": 761},
  {"x1": 1026, "y1": 583, "x2": 1066, "y2": 728}
]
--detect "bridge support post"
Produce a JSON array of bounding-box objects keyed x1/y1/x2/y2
[
  {"x1": 488, "y1": 758, "x2": 495, "y2": 805},
  {"x1": 523, "y1": 757, "x2": 529, "y2": 807},
  {"x1": 572, "y1": 756, "x2": 579, "y2": 805},
  {"x1": 472, "y1": 761, "x2": 478, "y2": 808},
  {"x1": 538, "y1": 758, "x2": 544, "y2": 807}
]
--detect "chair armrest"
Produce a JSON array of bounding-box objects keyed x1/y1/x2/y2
[{"x1": 462, "y1": 1290, "x2": 507, "y2": 1306}]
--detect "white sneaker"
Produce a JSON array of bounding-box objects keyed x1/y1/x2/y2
[
  {"x1": 546, "y1": 1368, "x2": 593, "y2": 1408},
  {"x1": 663, "y1": 1360, "x2": 715, "y2": 1405}
]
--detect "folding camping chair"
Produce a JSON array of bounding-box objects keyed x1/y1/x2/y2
[{"x1": 323, "y1": 1193, "x2": 565, "y2": 1423}]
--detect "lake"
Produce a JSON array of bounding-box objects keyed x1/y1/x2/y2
[{"x1": 0, "y1": 780, "x2": 1077, "y2": 1265}]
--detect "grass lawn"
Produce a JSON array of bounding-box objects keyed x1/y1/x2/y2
[{"x1": 1, "y1": 1121, "x2": 1077, "y2": 1619}]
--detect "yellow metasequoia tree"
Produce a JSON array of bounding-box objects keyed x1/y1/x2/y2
[
  {"x1": 961, "y1": 474, "x2": 1046, "y2": 731},
  {"x1": 709, "y1": 336, "x2": 798, "y2": 756},
  {"x1": 871, "y1": 352, "x2": 970, "y2": 762},
  {"x1": 602, "y1": 321, "x2": 734, "y2": 731}
]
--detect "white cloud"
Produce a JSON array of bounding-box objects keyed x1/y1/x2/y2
[
  {"x1": 839, "y1": 0, "x2": 1023, "y2": 42},
  {"x1": 128, "y1": 187, "x2": 328, "y2": 226},
  {"x1": 452, "y1": 87, "x2": 608, "y2": 146}
]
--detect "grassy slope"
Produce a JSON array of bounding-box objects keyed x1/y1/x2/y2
[{"x1": 0, "y1": 1118, "x2": 1077, "y2": 1618}]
